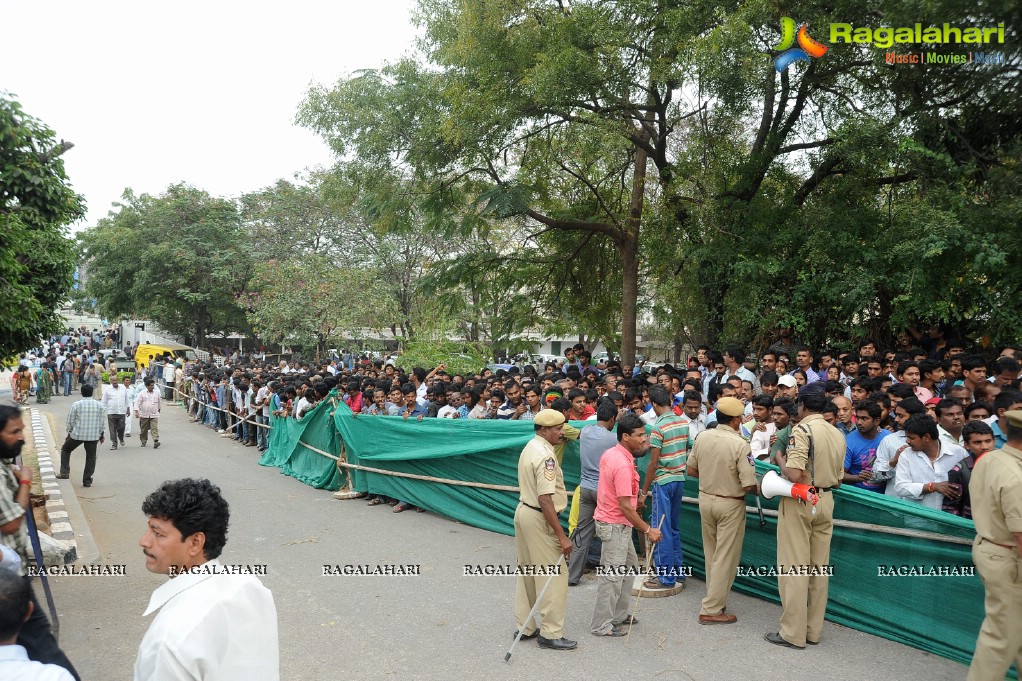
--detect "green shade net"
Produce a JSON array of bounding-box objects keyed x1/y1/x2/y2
[{"x1": 259, "y1": 395, "x2": 1001, "y2": 675}]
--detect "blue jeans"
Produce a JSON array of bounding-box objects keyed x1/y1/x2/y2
[
  {"x1": 61, "y1": 373, "x2": 73, "y2": 395},
  {"x1": 650, "y1": 480, "x2": 686, "y2": 586}
]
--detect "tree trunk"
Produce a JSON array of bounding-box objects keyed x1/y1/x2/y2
[
  {"x1": 620, "y1": 122, "x2": 649, "y2": 366},
  {"x1": 620, "y1": 234, "x2": 640, "y2": 366},
  {"x1": 195, "y1": 308, "x2": 208, "y2": 348}
]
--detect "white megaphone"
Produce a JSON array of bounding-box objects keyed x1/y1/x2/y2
[{"x1": 761, "y1": 469, "x2": 819, "y2": 507}]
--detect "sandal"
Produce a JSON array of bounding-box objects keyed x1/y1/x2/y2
[
  {"x1": 393, "y1": 503, "x2": 410, "y2": 513},
  {"x1": 366, "y1": 497, "x2": 384, "y2": 506},
  {"x1": 642, "y1": 578, "x2": 668, "y2": 590}
]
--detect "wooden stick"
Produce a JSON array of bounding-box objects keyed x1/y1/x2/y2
[{"x1": 627, "y1": 514, "x2": 665, "y2": 643}]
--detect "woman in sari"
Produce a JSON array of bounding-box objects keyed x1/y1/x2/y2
[
  {"x1": 11, "y1": 366, "x2": 32, "y2": 406},
  {"x1": 35, "y1": 361, "x2": 54, "y2": 403}
]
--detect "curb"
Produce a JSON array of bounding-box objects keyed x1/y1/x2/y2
[{"x1": 29, "y1": 409, "x2": 78, "y2": 561}]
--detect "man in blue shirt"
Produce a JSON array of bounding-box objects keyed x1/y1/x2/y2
[
  {"x1": 842, "y1": 399, "x2": 889, "y2": 492},
  {"x1": 567, "y1": 402, "x2": 618, "y2": 586},
  {"x1": 987, "y1": 390, "x2": 1022, "y2": 449}
]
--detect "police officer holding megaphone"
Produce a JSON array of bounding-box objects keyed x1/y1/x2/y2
[
  {"x1": 760, "y1": 470, "x2": 820, "y2": 507},
  {"x1": 764, "y1": 382, "x2": 844, "y2": 650}
]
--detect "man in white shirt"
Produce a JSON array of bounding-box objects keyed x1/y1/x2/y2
[
  {"x1": 748, "y1": 395, "x2": 777, "y2": 460},
  {"x1": 136, "y1": 479, "x2": 279, "y2": 681},
  {"x1": 163, "y1": 359, "x2": 176, "y2": 401},
  {"x1": 0, "y1": 567, "x2": 76, "y2": 680},
  {"x1": 678, "y1": 390, "x2": 706, "y2": 441},
  {"x1": 894, "y1": 413, "x2": 967, "y2": 510},
  {"x1": 255, "y1": 381, "x2": 271, "y2": 451},
  {"x1": 124, "y1": 376, "x2": 143, "y2": 439},
  {"x1": 101, "y1": 374, "x2": 130, "y2": 450}
]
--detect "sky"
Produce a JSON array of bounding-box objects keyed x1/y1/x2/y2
[{"x1": 1, "y1": 0, "x2": 420, "y2": 230}]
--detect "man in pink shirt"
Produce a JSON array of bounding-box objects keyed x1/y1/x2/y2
[{"x1": 590, "y1": 414, "x2": 663, "y2": 637}]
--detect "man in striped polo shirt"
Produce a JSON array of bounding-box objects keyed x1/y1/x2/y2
[{"x1": 638, "y1": 385, "x2": 691, "y2": 589}]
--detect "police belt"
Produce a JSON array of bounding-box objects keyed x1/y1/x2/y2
[
  {"x1": 815, "y1": 486, "x2": 837, "y2": 493},
  {"x1": 979, "y1": 537, "x2": 1015, "y2": 551},
  {"x1": 701, "y1": 492, "x2": 745, "y2": 500},
  {"x1": 520, "y1": 501, "x2": 543, "y2": 512}
]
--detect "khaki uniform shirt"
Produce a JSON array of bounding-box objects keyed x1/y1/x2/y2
[
  {"x1": 688, "y1": 424, "x2": 757, "y2": 497},
  {"x1": 518, "y1": 435, "x2": 568, "y2": 513},
  {"x1": 970, "y1": 445, "x2": 1022, "y2": 546},
  {"x1": 786, "y1": 414, "x2": 844, "y2": 488}
]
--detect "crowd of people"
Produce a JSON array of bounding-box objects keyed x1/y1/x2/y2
[
  {"x1": 149, "y1": 328, "x2": 1020, "y2": 525},
  {"x1": 7, "y1": 323, "x2": 1021, "y2": 676}
]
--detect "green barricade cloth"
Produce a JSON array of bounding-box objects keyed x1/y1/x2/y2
[
  {"x1": 259, "y1": 399, "x2": 995, "y2": 674},
  {"x1": 258, "y1": 399, "x2": 343, "y2": 490}
]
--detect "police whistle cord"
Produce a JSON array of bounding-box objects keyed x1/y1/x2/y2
[
  {"x1": 627, "y1": 514, "x2": 666, "y2": 644},
  {"x1": 504, "y1": 553, "x2": 567, "y2": 662}
]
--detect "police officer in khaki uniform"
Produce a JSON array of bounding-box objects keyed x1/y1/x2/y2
[
  {"x1": 967, "y1": 409, "x2": 1022, "y2": 680},
  {"x1": 766, "y1": 383, "x2": 845, "y2": 649},
  {"x1": 687, "y1": 397, "x2": 757, "y2": 624},
  {"x1": 513, "y1": 409, "x2": 576, "y2": 650}
]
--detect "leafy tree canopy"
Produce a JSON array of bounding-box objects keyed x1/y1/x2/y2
[{"x1": 0, "y1": 94, "x2": 85, "y2": 357}]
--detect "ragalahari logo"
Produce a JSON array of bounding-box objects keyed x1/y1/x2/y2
[{"x1": 773, "y1": 17, "x2": 828, "y2": 72}]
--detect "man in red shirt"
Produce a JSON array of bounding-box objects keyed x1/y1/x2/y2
[{"x1": 590, "y1": 413, "x2": 663, "y2": 637}]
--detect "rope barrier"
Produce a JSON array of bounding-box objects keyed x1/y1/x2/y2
[{"x1": 171, "y1": 384, "x2": 976, "y2": 545}]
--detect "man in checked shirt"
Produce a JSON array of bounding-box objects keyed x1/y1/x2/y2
[{"x1": 56, "y1": 383, "x2": 106, "y2": 487}]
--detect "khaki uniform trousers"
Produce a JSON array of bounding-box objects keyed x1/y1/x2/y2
[
  {"x1": 699, "y1": 493, "x2": 747, "y2": 616},
  {"x1": 967, "y1": 539, "x2": 1022, "y2": 680},
  {"x1": 777, "y1": 492, "x2": 834, "y2": 646},
  {"x1": 138, "y1": 417, "x2": 160, "y2": 446},
  {"x1": 513, "y1": 504, "x2": 568, "y2": 639}
]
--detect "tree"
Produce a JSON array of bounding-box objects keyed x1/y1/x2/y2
[
  {"x1": 243, "y1": 254, "x2": 399, "y2": 360},
  {"x1": 301, "y1": 0, "x2": 1022, "y2": 355},
  {"x1": 78, "y1": 184, "x2": 250, "y2": 346},
  {"x1": 0, "y1": 94, "x2": 85, "y2": 356}
]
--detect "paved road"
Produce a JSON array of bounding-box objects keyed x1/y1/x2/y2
[{"x1": 31, "y1": 394, "x2": 968, "y2": 680}]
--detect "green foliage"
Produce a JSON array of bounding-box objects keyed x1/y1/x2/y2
[
  {"x1": 243, "y1": 254, "x2": 399, "y2": 359},
  {"x1": 396, "y1": 338, "x2": 490, "y2": 378},
  {"x1": 100, "y1": 370, "x2": 136, "y2": 383},
  {"x1": 0, "y1": 94, "x2": 85, "y2": 356},
  {"x1": 77, "y1": 184, "x2": 250, "y2": 345}
]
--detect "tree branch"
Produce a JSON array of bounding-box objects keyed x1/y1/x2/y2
[
  {"x1": 525, "y1": 209, "x2": 622, "y2": 241},
  {"x1": 793, "y1": 156, "x2": 844, "y2": 206},
  {"x1": 778, "y1": 138, "x2": 835, "y2": 154}
]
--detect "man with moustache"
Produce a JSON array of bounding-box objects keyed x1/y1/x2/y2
[
  {"x1": 590, "y1": 414, "x2": 663, "y2": 636},
  {"x1": 513, "y1": 409, "x2": 576, "y2": 650},
  {"x1": 686, "y1": 397, "x2": 757, "y2": 624},
  {"x1": 0, "y1": 405, "x2": 80, "y2": 679},
  {"x1": 136, "y1": 478, "x2": 279, "y2": 680}
]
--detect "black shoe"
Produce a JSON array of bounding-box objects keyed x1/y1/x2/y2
[
  {"x1": 120, "y1": 441, "x2": 125, "y2": 446},
  {"x1": 764, "y1": 632, "x2": 805, "y2": 649},
  {"x1": 807, "y1": 640, "x2": 819, "y2": 645},
  {"x1": 537, "y1": 636, "x2": 578, "y2": 650},
  {"x1": 83, "y1": 481, "x2": 92, "y2": 487},
  {"x1": 513, "y1": 630, "x2": 538, "y2": 640},
  {"x1": 615, "y1": 615, "x2": 639, "y2": 626},
  {"x1": 55, "y1": 473, "x2": 69, "y2": 480},
  {"x1": 153, "y1": 441, "x2": 160, "y2": 449}
]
